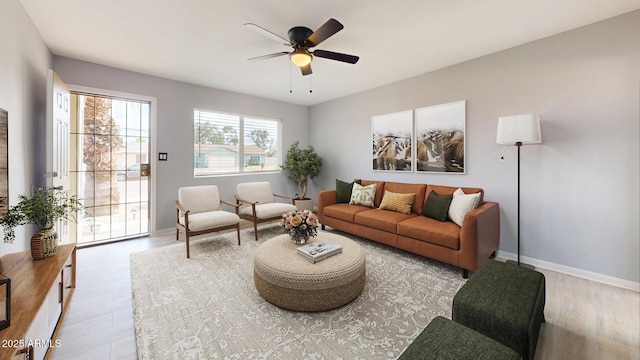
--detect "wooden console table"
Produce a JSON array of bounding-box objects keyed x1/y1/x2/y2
[{"x1": 0, "y1": 244, "x2": 76, "y2": 360}]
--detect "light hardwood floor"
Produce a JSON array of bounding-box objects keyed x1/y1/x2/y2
[{"x1": 50, "y1": 231, "x2": 639, "y2": 360}]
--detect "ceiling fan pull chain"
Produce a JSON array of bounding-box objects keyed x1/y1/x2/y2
[
  {"x1": 290, "y1": 63, "x2": 293, "y2": 94},
  {"x1": 309, "y1": 74, "x2": 313, "y2": 93}
]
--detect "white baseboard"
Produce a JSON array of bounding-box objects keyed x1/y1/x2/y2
[
  {"x1": 155, "y1": 227, "x2": 175, "y2": 236},
  {"x1": 496, "y1": 251, "x2": 639, "y2": 292}
]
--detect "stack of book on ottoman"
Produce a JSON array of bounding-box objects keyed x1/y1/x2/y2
[{"x1": 297, "y1": 240, "x2": 342, "y2": 263}]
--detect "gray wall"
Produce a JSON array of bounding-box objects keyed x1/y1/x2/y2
[
  {"x1": 0, "y1": 0, "x2": 52, "y2": 256},
  {"x1": 309, "y1": 11, "x2": 640, "y2": 284},
  {"x1": 52, "y1": 57, "x2": 309, "y2": 234}
]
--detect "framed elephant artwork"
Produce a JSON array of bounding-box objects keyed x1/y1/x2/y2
[
  {"x1": 371, "y1": 110, "x2": 413, "y2": 172},
  {"x1": 415, "y1": 101, "x2": 466, "y2": 174}
]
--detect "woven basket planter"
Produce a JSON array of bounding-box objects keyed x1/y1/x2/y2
[{"x1": 31, "y1": 228, "x2": 58, "y2": 260}]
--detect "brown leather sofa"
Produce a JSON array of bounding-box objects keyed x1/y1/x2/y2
[{"x1": 317, "y1": 180, "x2": 500, "y2": 277}]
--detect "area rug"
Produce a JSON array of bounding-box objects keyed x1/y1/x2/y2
[{"x1": 131, "y1": 225, "x2": 466, "y2": 359}]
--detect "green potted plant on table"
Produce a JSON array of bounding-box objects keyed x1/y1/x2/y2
[
  {"x1": 0, "y1": 187, "x2": 82, "y2": 259},
  {"x1": 281, "y1": 141, "x2": 323, "y2": 212}
]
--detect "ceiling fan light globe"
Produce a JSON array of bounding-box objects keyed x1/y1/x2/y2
[{"x1": 290, "y1": 49, "x2": 312, "y2": 67}]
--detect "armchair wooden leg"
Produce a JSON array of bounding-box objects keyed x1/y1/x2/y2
[
  {"x1": 176, "y1": 227, "x2": 180, "y2": 240},
  {"x1": 253, "y1": 222, "x2": 259, "y2": 241},
  {"x1": 186, "y1": 233, "x2": 190, "y2": 258},
  {"x1": 236, "y1": 225, "x2": 241, "y2": 245}
]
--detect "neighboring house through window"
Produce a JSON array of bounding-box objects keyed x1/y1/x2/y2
[{"x1": 194, "y1": 109, "x2": 281, "y2": 176}]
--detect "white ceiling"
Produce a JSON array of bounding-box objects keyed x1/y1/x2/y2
[{"x1": 19, "y1": 0, "x2": 640, "y2": 106}]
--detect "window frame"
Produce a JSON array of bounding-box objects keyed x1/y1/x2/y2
[{"x1": 193, "y1": 108, "x2": 282, "y2": 177}]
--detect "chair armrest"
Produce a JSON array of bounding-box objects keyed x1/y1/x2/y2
[
  {"x1": 458, "y1": 201, "x2": 500, "y2": 271},
  {"x1": 234, "y1": 194, "x2": 257, "y2": 205},
  {"x1": 176, "y1": 200, "x2": 191, "y2": 230},
  {"x1": 221, "y1": 199, "x2": 240, "y2": 209},
  {"x1": 273, "y1": 193, "x2": 296, "y2": 204},
  {"x1": 234, "y1": 194, "x2": 258, "y2": 216},
  {"x1": 175, "y1": 200, "x2": 189, "y2": 214}
]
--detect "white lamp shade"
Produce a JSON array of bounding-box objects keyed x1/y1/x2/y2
[
  {"x1": 496, "y1": 113, "x2": 542, "y2": 145},
  {"x1": 290, "y1": 49, "x2": 312, "y2": 67}
]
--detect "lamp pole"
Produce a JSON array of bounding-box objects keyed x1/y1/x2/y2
[
  {"x1": 508, "y1": 140, "x2": 534, "y2": 269},
  {"x1": 516, "y1": 141, "x2": 522, "y2": 266}
]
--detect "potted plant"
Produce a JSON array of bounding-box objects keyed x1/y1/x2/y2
[
  {"x1": 281, "y1": 141, "x2": 323, "y2": 212},
  {"x1": 0, "y1": 187, "x2": 82, "y2": 259}
]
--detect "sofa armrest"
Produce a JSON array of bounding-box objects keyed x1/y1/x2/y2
[
  {"x1": 458, "y1": 201, "x2": 500, "y2": 272},
  {"x1": 317, "y1": 190, "x2": 337, "y2": 224}
]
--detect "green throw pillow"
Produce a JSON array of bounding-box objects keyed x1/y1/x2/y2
[
  {"x1": 336, "y1": 179, "x2": 355, "y2": 203},
  {"x1": 422, "y1": 190, "x2": 453, "y2": 221}
]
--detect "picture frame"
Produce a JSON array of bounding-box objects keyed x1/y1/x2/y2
[
  {"x1": 415, "y1": 101, "x2": 466, "y2": 174},
  {"x1": 371, "y1": 110, "x2": 413, "y2": 172}
]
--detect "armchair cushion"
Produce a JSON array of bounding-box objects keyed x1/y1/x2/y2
[
  {"x1": 178, "y1": 185, "x2": 221, "y2": 214},
  {"x1": 237, "y1": 182, "x2": 275, "y2": 205},
  {"x1": 180, "y1": 211, "x2": 240, "y2": 232},
  {"x1": 239, "y1": 202, "x2": 297, "y2": 219}
]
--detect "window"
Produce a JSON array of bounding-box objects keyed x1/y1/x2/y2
[{"x1": 194, "y1": 109, "x2": 281, "y2": 176}]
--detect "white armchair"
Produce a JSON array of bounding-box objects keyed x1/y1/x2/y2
[
  {"x1": 176, "y1": 185, "x2": 240, "y2": 258},
  {"x1": 234, "y1": 182, "x2": 297, "y2": 241}
]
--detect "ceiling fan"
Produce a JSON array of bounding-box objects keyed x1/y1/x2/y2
[{"x1": 244, "y1": 18, "x2": 359, "y2": 76}]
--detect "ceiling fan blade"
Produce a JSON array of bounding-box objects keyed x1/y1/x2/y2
[
  {"x1": 301, "y1": 64, "x2": 312, "y2": 76},
  {"x1": 313, "y1": 49, "x2": 359, "y2": 64},
  {"x1": 248, "y1": 52, "x2": 290, "y2": 62},
  {"x1": 244, "y1": 23, "x2": 290, "y2": 46},
  {"x1": 306, "y1": 18, "x2": 343, "y2": 47}
]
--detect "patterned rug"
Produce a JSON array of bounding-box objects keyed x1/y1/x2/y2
[{"x1": 131, "y1": 224, "x2": 466, "y2": 359}]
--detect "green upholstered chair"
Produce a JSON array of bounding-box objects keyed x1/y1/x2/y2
[{"x1": 452, "y1": 260, "x2": 545, "y2": 360}]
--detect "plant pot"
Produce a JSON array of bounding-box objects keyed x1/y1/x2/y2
[
  {"x1": 294, "y1": 198, "x2": 314, "y2": 212},
  {"x1": 31, "y1": 228, "x2": 58, "y2": 260}
]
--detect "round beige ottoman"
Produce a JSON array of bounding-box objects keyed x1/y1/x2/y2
[{"x1": 253, "y1": 233, "x2": 366, "y2": 312}]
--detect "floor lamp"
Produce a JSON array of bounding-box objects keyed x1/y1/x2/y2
[{"x1": 496, "y1": 114, "x2": 542, "y2": 269}]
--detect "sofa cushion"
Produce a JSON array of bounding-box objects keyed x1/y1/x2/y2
[
  {"x1": 379, "y1": 191, "x2": 416, "y2": 214},
  {"x1": 384, "y1": 182, "x2": 427, "y2": 215},
  {"x1": 355, "y1": 208, "x2": 417, "y2": 233},
  {"x1": 422, "y1": 190, "x2": 453, "y2": 221},
  {"x1": 448, "y1": 188, "x2": 481, "y2": 227},
  {"x1": 359, "y1": 180, "x2": 386, "y2": 207},
  {"x1": 349, "y1": 183, "x2": 377, "y2": 207},
  {"x1": 336, "y1": 179, "x2": 360, "y2": 203},
  {"x1": 323, "y1": 203, "x2": 371, "y2": 223},
  {"x1": 397, "y1": 216, "x2": 461, "y2": 249},
  {"x1": 426, "y1": 184, "x2": 484, "y2": 204}
]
